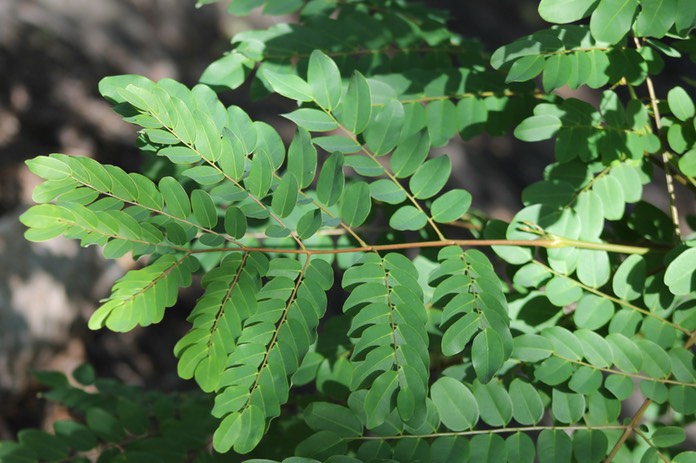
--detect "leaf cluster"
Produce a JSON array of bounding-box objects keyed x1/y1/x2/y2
[{"x1": 4, "y1": 0, "x2": 696, "y2": 462}]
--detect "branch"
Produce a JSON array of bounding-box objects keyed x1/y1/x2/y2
[{"x1": 189, "y1": 236, "x2": 653, "y2": 256}]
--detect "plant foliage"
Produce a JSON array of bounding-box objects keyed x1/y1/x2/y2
[{"x1": 3, "y1": 0, "x2": 696, "y2": 462}]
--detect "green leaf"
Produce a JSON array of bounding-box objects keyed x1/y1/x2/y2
[
  {"x1": 283, "y1": 108, "x2": 338, "y2": 132},
  {"x1": 245, "y1": 153, "x2": 273, "y2": 198},
  {"x1": 431, "y1": 436, "x2": 470, "y2": 463},
  {"x1": 572, "y1": 429, "x2": 608, "y2": 463},
  {"x1": 390, "y1": 130, "x2": 431, "y2": 178},
  {"x1": 576, "y1": 249, "x2": 610, "y2": 288},
  {"x1": 470, "y1": 434, "x2": 507, "y2": 463},
  {"x1": 17, "y1": 430, "x2": 69, "y2": 461},
  {"x1": 213, "y1": 405, "x2": 265, "y2": 454},
  {"x1": 638, "y1": 340, "x2": 672, "y2": 378},
  {"x1": 590, "y1": 0, "x2": 639, "y2": 44},
  {"x1": 652, "y1": 426, "x2": 686, "y2": 448},
  {"x1": 515, "y1": 115, "x2": 562, "y2": 142},
  {"x1": 317, "y1": 152, "x2": 344, "y2": 206},
  {"x1": 585, "y1": 49, "x2": 611, "y2": 88},
  {"x1": 537, "y1": 429, "x2": 572, "y2": 463},
  {"x1": 98, "y1": 74, "x2": 153, "y2": 104},
  {"x1": 340, "y1": 181, "x2": 372, "y2": 227},
  {"x1": 430, "y1": 189, "x2": 471, "y2": 223},
  {"x1": 271, "y1": 173, "x2": 299, "y2": 218},
  {"x1": 607, "y1": 333, "x2": 642, "y2": 373},
  {"x1": 669, "y1": 385, "x2": 696, "y2": 415},
  {"x1": 228, "y1": 106, "x2": 257, "y2": 156},
  {"x1": 297, "y1": 209, "x2": 322, "y2": 240},
  {"x1": 145, "y1": 128, "x2": 179, "y2": 145},
  {"x1": 288, "y1": 128, "x2": 317, "y2": 188},
  {"x1": 570, "y1": 367, "x2": 603, "y2": 394},
  {"x1": 612, "y1": 254, "x2": 646, "y2": 301},
  {"x1": 338, "y1": 71, "x2": 371, "y2": 134},
  {"x1": 369, "y1": 179, "x2": 407, "y2": 205},
  {"x1": 575, "y1": 191, "x2": 604, "y2": 240},
  {"x1": 675, "y1": 0, "x2": 696, "y2": 34},
  {"x1": 26, "y1": 155, "x2": 72, "y2": 180},
  {"x1": 72, "y1": 363, "x2": 96, "y2": 385},
  {"x1": 389, "y1": 205, "x2": 428, "y2": 231},
  {"x1": 573, "y1": 294, "x2": 614, "y2": 330},
  {"x1": 552, "y1": 389, "x2": 585, "y2": 424},
  {"x1": 304, "y1": 402, "x2": 362, "y2": 438},
  {"x1": 641, "y1": 380, "x2": 669, "y2": 404},
  {"x1": 159, "y1": 176, "x2": 191, "y2": 219},
  {"x1": 263, "y1": 69, "x2": 313, "y2": 102},
  {"x1": 473, "y1": 379, "x2": 513, "y2": 427},
  {"x1": 364, "y1": 370, "x2": 398, "y2": 429},
  {"x1": 664, "y1": 247, "x2": 696, "y2": 296},
  {"x1": 182, "y1": 165, "x2": 224, "y2": 186},
  {"x1": 667, "y1": 86, "x2": 695, "y2": 121},
  {"x1": 679, "y1": 148, "x2": 696, "y2": 176},
  {"x1": 487, "y1": 219, "x2": 532, "y2": 265},
  {"x1": 263, "y1": 0, "x2": 303, "y2": 14},
  {"x1": 506, "y1": 55, "x2": 546, "y2": 83},
  {"x1": 592, "y1": 175, "x2": 625, "y2": 220},
  {"x1": 542, "y1": 326, "x2": 583, "y2": 361},
  {"x1": 409, "y1": 155, "x2": 451, "y2": 200},
  {"x1": 431, "y1": 377, "x2": 478, "y2": 430},
  {"x1": 200, "y1": 52, "x2": 252, "y2": 90},
  {"x1": 441, "y1": 312, "x2": 479, "y2": 356},
  {"x1": 426, "y1": 99, "x2": 458, "y2": 147},
  {"x1": 509, "y1": 379, "x2": 544, "y2": 425},
  {"x1": 506, "y1": 432, "x2": 536, "y2": 463},
  {"x1": 364, "y1": 99, "x2": 404, "y2": 156},
  {"x1": 219, "y1": 129, "x2": 246, "y2": 181},
  {"x1": 543, "y1": 53, "x2": 572, "y2": 92},
  {"x1": 224, "y1": 206, "x2": 247, "y2": 239},
  {"x1": 513, "y1": 334, "x2": 554, "y2": 362},
  {"x1": 457, "y1": 97, "x2": 488, "y2": 140},
  {"x1": 194, "y1": 112, "x2": 223, "y2": 163},
  {"x1": 308, "y1": 50, "x2": 342, "y2": 111},
  {"x1": 635, "y1": 0, "x2": 678, "y2": 38},
  {"x1": 472, "y1": 329, "x2": 505, "y2": 384},
  {"x1": 191, "y1": 189, "x2": 218, "y2": 228},
  {"x1": 312, "y1": 135, "x2": 362, "y2": 154},
  {"x1": 53, "y1": 420, "x2": 97, "y2": 451},
  {"x1": 295, "y1": 431, "x2": 347, "y2": 460},
  {"x1": 86, "y1": 408, "x2": 124, "y2": 441},
  {"x1": 538, "y1": 0, "x2": 598, "y2": 23}
]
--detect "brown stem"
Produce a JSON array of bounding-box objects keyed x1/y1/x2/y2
[{"x1": 604, "y1": 399, "x2": 653, "y2": 463}]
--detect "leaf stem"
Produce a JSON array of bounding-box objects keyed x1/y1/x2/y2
[
  {"x1": 352, "y1": 424, "x2": 627, "y2": 441},
  {"x1": 189, "y1": 236, "x2": 652, "y2": 256},
  {"x1": 604, "y1": 398, "x2": 652, "y2": 463},
  {"x1": 634, "y1": 37, "x2": 682, "y2": 240},
  {"x1": 552, "y1": 353, "x2": 696, "y2": 387}
]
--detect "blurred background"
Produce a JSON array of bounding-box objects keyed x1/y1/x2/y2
[{"x1": 0, "y1": 0, "x2": 692, "y2": 440}]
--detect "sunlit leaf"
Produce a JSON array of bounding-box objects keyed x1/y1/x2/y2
[
  {"x1": 590, "y1": 0, "x2": 639, "y2": 44},
  {"x1": 538, "y1": 0, "x2": 598, "y2": 23}
]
